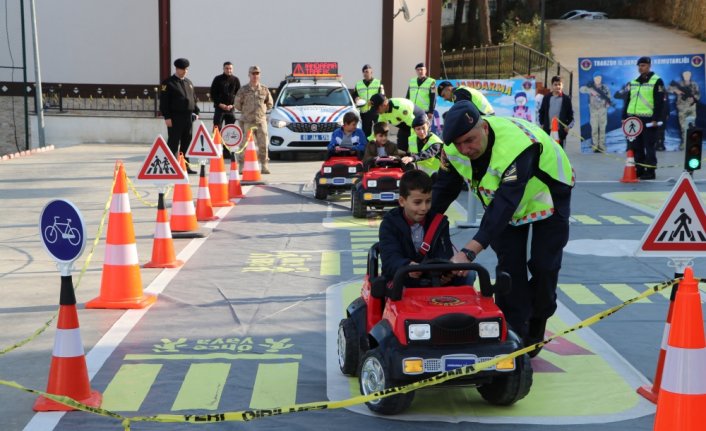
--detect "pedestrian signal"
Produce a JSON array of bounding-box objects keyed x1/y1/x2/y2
[{"x1": 684, "y1": 127, "x2": 703, "y2": 172}]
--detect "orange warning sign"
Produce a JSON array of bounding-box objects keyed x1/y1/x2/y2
[
  {"x1": 636, "y1": 172, "x2": 706, "y2": 256},
  {"x1": 136, "y1": 135, "x2": 188, "y2": 184},
  {"x1": 186, "y1": 122, "x2": 220, "y2": 159},
  {"x1": 291, "y1": 62, "x2": 338, "y2": 77}
]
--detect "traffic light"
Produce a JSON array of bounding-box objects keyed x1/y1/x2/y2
[{"x1": 684, "y1": 127, "x2": 703, "y2": 172}]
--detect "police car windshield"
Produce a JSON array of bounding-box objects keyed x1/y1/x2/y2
[{"x1": 278, "y1": 86, "x2": 351, "y2": 107}]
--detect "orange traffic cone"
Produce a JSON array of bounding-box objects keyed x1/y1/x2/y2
[
  {"x1": 241, "y1": 129, "x2": 263, "y2": 184},
  {"x1": 550, "y1": 117, "x2": 560, "y2": 145},
  {"x1": 228, "y1": 152, "x2": 246, "y2": 200},
  {"x1": 654, "y1": 267, "x2": 706, "y2": 429},
  {"x1": 34, "y1": 276, "x2": 102, "y2": 411},
  {"x1": 144, "y1": 192, "x2": 183, "y2": 268},
  {"x1": 170, "y1": 153, "x2": 204, "y2": 238},
  {"x1": 208, "y1": 136, "x2": 234, "y2": 207},
  {"x1": 86, "y1": 162, "x2": 156, "y2": 309},
  {"x1": 620, "y1": 149, "x2": 639, "y2": 183},
  {"x1": 196, "y1": 164, "x2": 219, "y2": 221}
]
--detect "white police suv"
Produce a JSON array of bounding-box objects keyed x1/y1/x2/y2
[{"x1": 268, "y1": 74, "x2": 360, "y2": 157}]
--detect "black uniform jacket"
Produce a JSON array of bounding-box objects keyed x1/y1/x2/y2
[
  {"x1": 210, "y1": 74, "x2": 241, "y2": 108},
  {"x1": 159, "y1": 75, "x2": 199, "y2": 119}
]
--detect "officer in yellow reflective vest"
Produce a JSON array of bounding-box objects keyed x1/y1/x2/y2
[
  {"x1": 623, "y1": 56, "x2": 665, "y2": 180},
  {"x1": 406, "y1": 63, "x2": 437, "y2": 121},
  {"x1": 352, "y1": 64, "x2": 385, "y2": 137},
  {"x1": 369, "y1": 93, "x2": 425, "y2": 152},
  {"x1": 402, "y1": 114, "x2": 442, "y2": 180},
  {"x1": 437, "y1": 81, "x2": 495, "y2": 115},
  {"x1": 437, "y1": 100, "x2": 574, "y2": 357}
]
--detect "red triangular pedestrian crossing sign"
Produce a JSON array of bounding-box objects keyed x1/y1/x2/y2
[
  {"x1": 136, "y1": 135, "x2": 188, "y2": 184},
  {"x1": 186, "y1": 121, "x2": 219, "y2": 159},
  {"x1": 636, "y1": 172, "x2": 706, "y2": 256}
]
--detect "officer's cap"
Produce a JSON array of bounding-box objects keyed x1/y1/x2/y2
[
  {"x1": 249, "y1": 65, "x2": 261, "y2": 73},
  {"x1": 437, "y1": 80, "x2": 453, "y2": 96},
  {"x1": 412, "y1": 114, "x2": 428, "y2": 128},
  {"x1": 174, "y1": 58, "x2": 190, "y2": 69},
  {"x1": 637, "y1": 56, "x2": 651, "y2": 65},
  {"x1": 362, "y1": 64, "x2": 372, "y2": 72},
  {"x1": 369, "y1": 93, "x2": 387, "y2": 111},
  {"x1": 442, "y1": 100, "x2": 480, "y2": 145},
  {"x1": 415, "y1": 62, "x2": 425, "y2": 69}
]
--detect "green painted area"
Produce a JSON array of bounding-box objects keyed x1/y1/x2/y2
[
  {"x1": 250, "y1": 362, "x2": 299, "y2": 408},
  {"x1": 101, "y1": 364, "x2": 162, "y2": 411},
  {"x1": 572, "y1": 215, "x2": 601, "y2": 225},
  {"x1": 605, "y1": 191, "x2": 706, "y2": 214},
  {"x1": 172, "y1": 363, "x2": 230, "y2": 410},
  {"x1": 342, "y1": 281, "x2": 362, "y2": 315},
  {"x1": 602, "y1": 283, "x2": 651, "y2": 304},
  {"x1": 558, "y1": 284, "x2": 605, "y2": 305},
  {"x1": 320, "y1": 251, "x2": 341, "y2": 276},
  {"x1": 124, "y1": 353, "x2": 302, "y2": 361},
  {"x1": 630, "y1": 215, "x2": 653, "y2": 224},
  {"x1": 599, "y1": 215, "x2": 632, "y2": 225}
]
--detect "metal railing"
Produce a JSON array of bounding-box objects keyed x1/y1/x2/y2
[{"x1": 440, "y1": 42, "x2": 574, "y2": 95}]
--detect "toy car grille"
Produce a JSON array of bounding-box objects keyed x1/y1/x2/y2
[
  {"x1": 287, "y1": 122, "x2": 339, "y2": 133},
  {"x1": 431, "y1": 314, "x2": 478, "y2": 345},
  {"x1": 375, "y1": 177, "x2": 398, "y2": 191},
  {"x1": 331, "y1": 164, "x2": 360, "y2": 176},
  {"x1": 423, "y1": 358, "x2": 442, "y2": 372}
]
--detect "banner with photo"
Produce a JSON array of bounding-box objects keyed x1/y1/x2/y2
[
  {"x1": 577, "y1": 54, "x2": 705, "y2": 153},
  {"x1": 433, "y1": 78, "x2": 537, "y2": 136}
]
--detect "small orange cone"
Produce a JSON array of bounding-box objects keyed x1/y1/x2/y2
[
  {"x1": 208, "y1": 131, "x2": 234, "y2": 207},
  {"x1": 654, "y1": 267, "x2": 706, "y2": 429},
  {"x1": 86, "y1": 162, "x2": 156, "y2": 309},
  {"x1": 34, "y1": 276, "x2": 102, "y2": 411},
  {"x1": 550, "y1": 117, "x2": 560, "y2": 145},
  {"x1": 144, "y1": 192, "x2": 183, "y2": 268},
  {"x1": 241, "y1": 129, "x2": 262, "y2": 183},
  {"x1": 170, "y1": 153, "x2": 203, "y2": 237},
  {"x1": 228, "y1": 152, "x2": 246, "y2": 200},
  {"x1": 620, "y1": 149, "x2": 639, "y2": 183},
  {"x1": 196, "y1": 164, "x2": 219, "y2": 221}
]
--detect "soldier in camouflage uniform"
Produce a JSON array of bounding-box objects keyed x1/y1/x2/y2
[
  {"x1": 234, "y1": 66, "x2": 274, "y2": 173},
  {"x1": 579, "y1": 72, "x2": 612, "y2": 152},
  {"x1": 668, "y1": 70, "x2": 700, "y2": 150}
]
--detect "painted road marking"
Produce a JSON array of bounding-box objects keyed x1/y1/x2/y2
[
  {"x1": 320, "y1": 251, "x2": 341, "y2": 276},
  {"x1": 250, "y1": 362, "x2": 299, "y2": 408},
  {"x1": 599, "y1": 215, "x2": 632, "y2": 225},
  {"x1": 572, "y1": 215, "x2": 601, "y2": 225},
  {"x1": 631, "y1": 215, "x2": 653, "y2": 224},
  {"x1": 101, "y1": 364, "x2": 162, "y2": 412},
  {"x1": 601, "y1": 283, "x2": 652, "y2": 304},
  {"x1": 172, "y1": 363, "x2": 230, "y2": 410},
  {"x1": 558, "y1": 284, "x2": 605, "y2": 305}
]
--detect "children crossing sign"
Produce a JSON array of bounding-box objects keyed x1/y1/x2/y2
[
  {"x1": 636, "y1": 172, "x2": 706, "y2": 256},
  {"x1": 136, "y1": 135, "x2": 188, "y2": 184}
]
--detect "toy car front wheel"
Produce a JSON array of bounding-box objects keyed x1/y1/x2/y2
[
  {"x1": 359, "y1": 348, "x2": 415, "y2": 415},
  {"x1": 337, "y1": 318, "x2": 360, "y2": 376},
  {"x1": 351, "y1": 188, "x2": 366, "y2": 218},
  {"x1": 477, "y1": 352, "x2": 533, "y2": 406},
  {"x1": 315, "y1": 185, "x2": 328, "y2": 200}
]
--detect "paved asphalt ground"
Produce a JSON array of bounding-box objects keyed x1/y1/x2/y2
[{"x1": 1, "y1": 19, "x2": 706, "y2": 431}]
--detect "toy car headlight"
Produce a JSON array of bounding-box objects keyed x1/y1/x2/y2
[
  {"x1": 479, "y1": 321, "x2": 500, "y2": 339},
  {"x1": 408, "y1": 324, "x2": 431, "y2": 341},
  {"x1": 396, "y1": 180, "x2": 400, "y2": 187},
  {"x1": 323, "y1": 167, "x2": 332, "y2": 173},
  {"x1": 348, "y1": 167, "x2": 357, "y2": 173},
  {"x1": 367, "y1": 180, "x2": 377, "y2": 187},
  {"x1": 270, "y1": 119, "x2": 288, "y2": 128}
]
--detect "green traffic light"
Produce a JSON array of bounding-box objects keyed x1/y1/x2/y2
[{"x1": 688, "y1": 158, "x2": 701, "y2": 170}]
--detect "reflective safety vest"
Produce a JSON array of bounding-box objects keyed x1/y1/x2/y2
[
  {"x1": 409, "y1": 132, "x2": 442, "y2": 175},
  {"x1": 456, "y1": 86, "x2": 495, "y2": 115},
  {"x1": 408, "y1": 77, "x2": 436, "y2": 112},
  {"x1": 355, "y1": 79, "x2": 382, "y2": 113},
  {"x1": 378, "y1": 98, "x2": 416, "y2": 127},
  {"x1": 627, "y1": 74, "x2": 660, "y2": 117}
]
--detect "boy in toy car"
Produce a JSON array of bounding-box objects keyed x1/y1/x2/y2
[
  {"x1": 362, "y1": 122, "x2": 407, "y2": 168},
  {"x1": 326, "y1": 111, "x2": 367, "y2": 159},
  {"x1": 379, "y1": 169, "x2": 463, "y2": 286}
]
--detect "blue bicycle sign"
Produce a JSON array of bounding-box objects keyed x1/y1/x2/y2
[{"x1": 39, "y1": 200, "x2": 86, "y2": 263}]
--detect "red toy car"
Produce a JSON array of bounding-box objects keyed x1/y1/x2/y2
[
  {"x1": 350, "y1": 156, "x2": 406, "y2": 218},
  {"x1": 337, "y1": 244, "x2": 532, "y2": 414},
  {"x1": 314, "y1": 147, "x2": 363, "y2": 200}
]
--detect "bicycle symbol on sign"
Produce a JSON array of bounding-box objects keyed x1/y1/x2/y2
[{"x1": 44, "y1": 216, "x2": 82, "y2": 246}]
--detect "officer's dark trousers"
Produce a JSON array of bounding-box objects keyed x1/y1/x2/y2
[
  {"x1": 630, "y1": 125, "x2": 657, "y2": 177},
  {"x1": 213, "y1": 109, "x2": 236, "y2": 159},
  {"x1": 167, "y1": 113, "x2": 194, "y2": 157},
  {"x1": 360, "y1": 111, "x2": 378, "y2": 138},
  {"x1": 491, "y1": 213, "x2": 569, "y2": 338},
  {"x1": 397, "y1": 123, "x2": 411, "y2": 152}
]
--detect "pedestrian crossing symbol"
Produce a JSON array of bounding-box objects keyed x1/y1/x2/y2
[
  {"x1": 636, "y1": 172, "x2": 706, "y2": 256},
  {"x1": 136, "y1": 135, "x2": 188, "y2": 184},
  {"x1": 186, "y1": 121, "x2": 220, "y2": 159}
]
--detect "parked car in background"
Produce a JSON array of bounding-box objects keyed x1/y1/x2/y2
[{"x1": 559, "y1": 10, "x2": 607, "y2": 20}]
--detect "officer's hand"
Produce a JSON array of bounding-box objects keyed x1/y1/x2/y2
[
  {"x1": 164, "y1": 119, "x2": 173, "y2": 127},
  {"x1": 450, "y1": 251, "x2": 470, "y2": 277},
  {"x1": 401, "y1": 156, "x2": 413, "y2": 164}
]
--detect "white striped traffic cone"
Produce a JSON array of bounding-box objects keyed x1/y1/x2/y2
[
  {"x1": 144, "y1": 192, "x2": 183, "y2": 268},
  {"x1": 196, "y1": 164, "x2": 219, "y2": 221}
]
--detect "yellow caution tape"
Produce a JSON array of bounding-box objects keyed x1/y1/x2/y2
[{"x1": 0, "y1": 277, "x2": 683, "y2": 430}]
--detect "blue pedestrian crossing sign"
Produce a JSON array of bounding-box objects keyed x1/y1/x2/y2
[
  {"x1": 39, "y1": 199, "x2": 87, "y2": 263},
  {"x1": 636, "y1": 172, "x2": 706, "y2": 256}
]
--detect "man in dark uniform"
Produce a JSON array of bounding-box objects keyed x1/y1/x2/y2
[
  {"x1": 160, "y1": 58, "x2": 199, "y2": 173},
  {"x1": 210, "y1": 61, "x2": 240, "y2": 159},
  {"x1": 435, "y1": 101, "x2": 573, "y2": 357}
]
